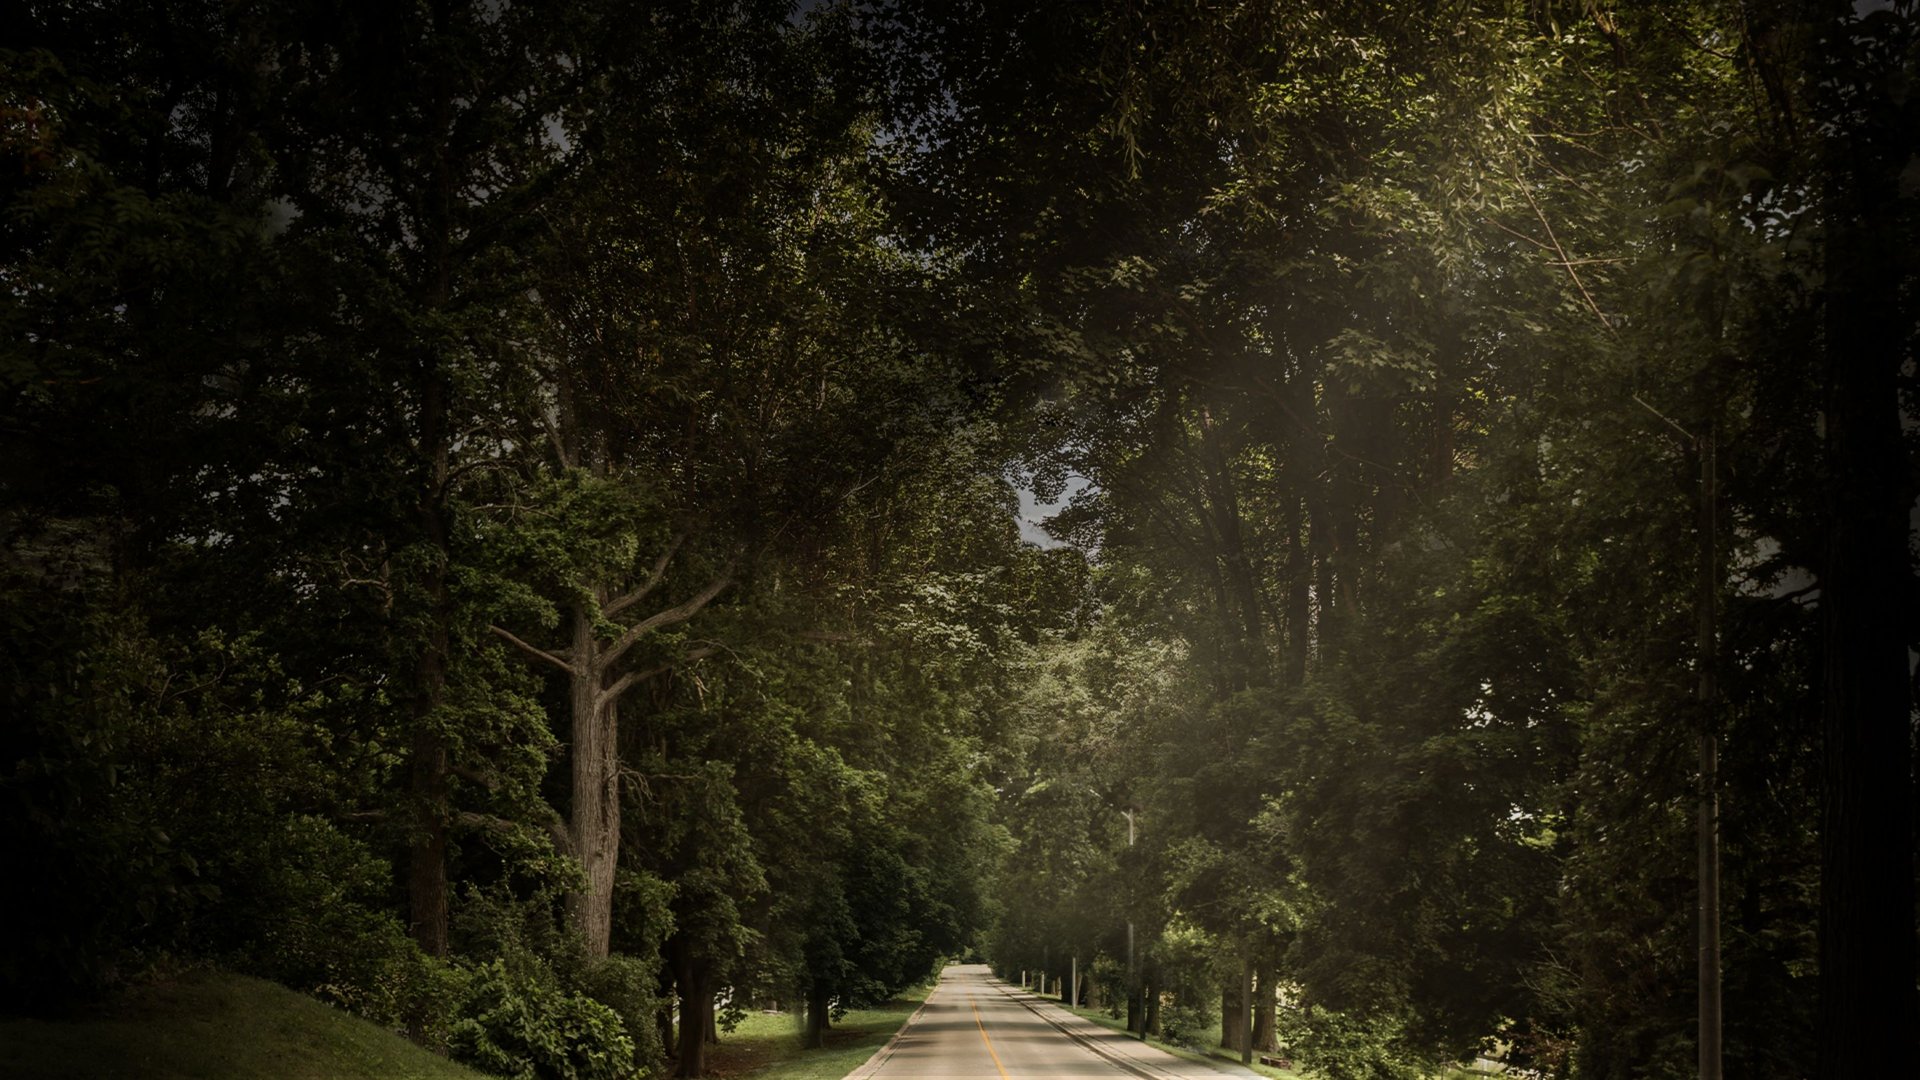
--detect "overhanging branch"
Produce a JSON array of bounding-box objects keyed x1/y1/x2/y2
[{"x1": 489, "y1": 624, "x2": 578, "y2": 676}]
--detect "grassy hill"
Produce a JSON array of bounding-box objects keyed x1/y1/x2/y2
[{"x1": 1, "y1": 971, "x2": 486, "y2": 1080}]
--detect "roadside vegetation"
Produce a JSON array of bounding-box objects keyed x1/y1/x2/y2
[
  {"x1": 705, "y1": 982, "x2": 933, "y2": 1080},
  {"x1": 944, "y1": 4, "x2": 1915, "y2": 1079},
  {"x1": 4, "y1": 3, "x2": 1913, "y2": 1080},
  {"x1": 0, "y1": 971, "x2": 488, "y2": 1080}
]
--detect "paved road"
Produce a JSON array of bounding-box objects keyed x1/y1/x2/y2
[{"x1": 845, "y1": 964, "x2": 1253, "y2": 1080}]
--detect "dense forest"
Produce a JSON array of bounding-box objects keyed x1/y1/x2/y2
[{"x1": 2, "y1": 3, "x2": 1914, "y2": 1080}]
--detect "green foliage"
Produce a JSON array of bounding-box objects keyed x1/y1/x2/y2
[
  {"x1": 10, "y1": 2, "x2": 1908, "y2": 1079},
  {"x1": 1158, "y1": 1000, "x2": 1213, "y2": 1051},
  {"x1": 448, "y1": 960, "x2": 636, "y2": 1080},
  {"x1": 577, "y1": 955, "x2": 667, "y2": 1074},
  {"x1": 1277, "y1": 1003, "x2": 1421, "y2": 1080}
]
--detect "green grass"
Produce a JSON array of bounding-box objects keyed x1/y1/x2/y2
[
  {"x1": 0, "y1": 970, "x2": 487, "y2": 1080},
  {"x1": 703, "y1": 981, "x2": 934, "y2": 1080},
  {"x1": 1005, "y1": 988, "x2": 1509, "y2": 1080}
]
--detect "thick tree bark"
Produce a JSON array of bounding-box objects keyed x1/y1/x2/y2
[
  {"x1": 494, "y1": 548, "x2": 731, "y2": 961},
  {"x1": 1252, "y1": 964, "x2": 1277, "y2": 1053},
  {"x1": 566, "y1": 602, "x2": 619, "y2": 960}
]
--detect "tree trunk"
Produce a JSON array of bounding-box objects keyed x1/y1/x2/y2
[
  {"x1": 566, "y1": 602, "x2": 619, "y2": 960},
  {"x1": 403, "y1": 323, "x2": 453, "y2": 966},
  {"x1": 403, "y1": 463, "x2": 452, "y2": 964},
  {"x1": 1282, "y1": 494, "x2": 1310, "y2": 686},
  {"x1": 406, "y1": 727, "x2": 450, "y2": 958},
  {"x1": 405, "y1": 3, "x2": 457, "y2": 970},
  {"x1": 1221, "y1": 984, "x2": 1240, "y2": 1050},
  {"x1": 1198, "y1": 407, "x2": 1268, "y2": 688},
  {"x1": 675, "y1": 955, "x2": 711, "y2": 1078},
  {"x1": 1144, "y1": 968, "x2": 1161, "y2": 1037},
  {"x1": 805, "y1": 983, "x2": 830, "y2": 1050},
  {"x1": 1238, "y1": 952, "x2": 1254, "y2": 1064},
  {"x1": 1253, "y1": 965, "x2": 1277, "y2": 1053},
  {"x1": 1308, "y1": 485, "x2": 1334, "y2": 633}
]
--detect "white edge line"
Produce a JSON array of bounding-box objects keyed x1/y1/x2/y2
[{"x1": 839, "y1": 981, "x2": 941, "y2": 1080}]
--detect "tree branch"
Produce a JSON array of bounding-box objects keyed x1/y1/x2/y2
[
  {"x1": 596, "y1": 563, "x2": 736, "y2": 673},
  {"x1": 489, "y1": 624, "x2": 578, "y2": 675},
  {"x1": 604, "y1": 531, "x2": 690, "y2": 618},
  {"x1": 455, "y1": 811, "x2": 521, "y2": 836},
  {"x1": 599, "y1": 645, "x2": 719, "y2": 707},
  {"x1": 1631, "y1": 393, "x2": 1696, "y2": 443},
  {"x1": 1511, "y1": 166, "x2": 1616, "y2": 333},
  {"x1": 456, "y1": 810, "x2": 573, "y2": 856},
  {"x1": 451, "y1": 762, "x2": 497, "y2": 791},
  {"x1": 541, "y1": 406, "x2": 576, "y2": 471}
]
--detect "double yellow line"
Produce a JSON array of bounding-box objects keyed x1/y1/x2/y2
[{"x1": 968, "y1": 992, "x2": 1013, "y2": 1080}]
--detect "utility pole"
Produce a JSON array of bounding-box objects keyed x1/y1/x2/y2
[
  {"x1": 1124, "y1": 807, "x2": 1141, "y2": 1040},
  {"x1": 1696, "y1": 428, "x2": 1721, "y2": 1080},
  {"x1": 1633, "y1": 390, "x2": 1722, "y2": 1080}
]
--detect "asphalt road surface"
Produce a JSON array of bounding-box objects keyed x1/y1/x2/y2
[{"x1": 845, "y1": 964, "x2": 1253, "y2": 1080}]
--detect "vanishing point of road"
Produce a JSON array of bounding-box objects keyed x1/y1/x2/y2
[{"x1": 844, "y1": 964, "x2": 1253, "y2": 1080}]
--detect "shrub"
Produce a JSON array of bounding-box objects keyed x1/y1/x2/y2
[
  {"x1": 1159, "y1": 1001, "x2": 1212, "y2": 1049},
  {"x1": 1278, "y1": 1001, "x2": 1422, "y2": 1080},
  {"x1": 579, "y1": 953, "x2": 665, "y2": 1071},
  {"x1": 449, "y1": 959, "x2": 636, "y2": 1080}
]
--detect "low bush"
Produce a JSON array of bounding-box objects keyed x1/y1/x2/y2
[{"x1": 449, "y1": 959, "x2": 636, "y2": 1080}]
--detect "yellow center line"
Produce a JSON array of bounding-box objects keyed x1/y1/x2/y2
[{"x1": 969, "y1": 992, "x2": 1013, "y2": 1080}]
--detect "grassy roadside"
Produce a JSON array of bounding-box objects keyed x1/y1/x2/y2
[
  {"x1": 1, "y1": 969, "x2": 936, "y2": 1080},
  {"x1": 702, "y1": 980, "x2": 935, "y2": 1080},
  {"x1": 0, "y1": 971, "x2": 486, "y2": 1080},
  {"x1": 1001, "y1": 987, "x2": 1502, "y2": 1080},
  {"x1": 1000, "y1": 985, "x2": 1296, "y2": 1078}
]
